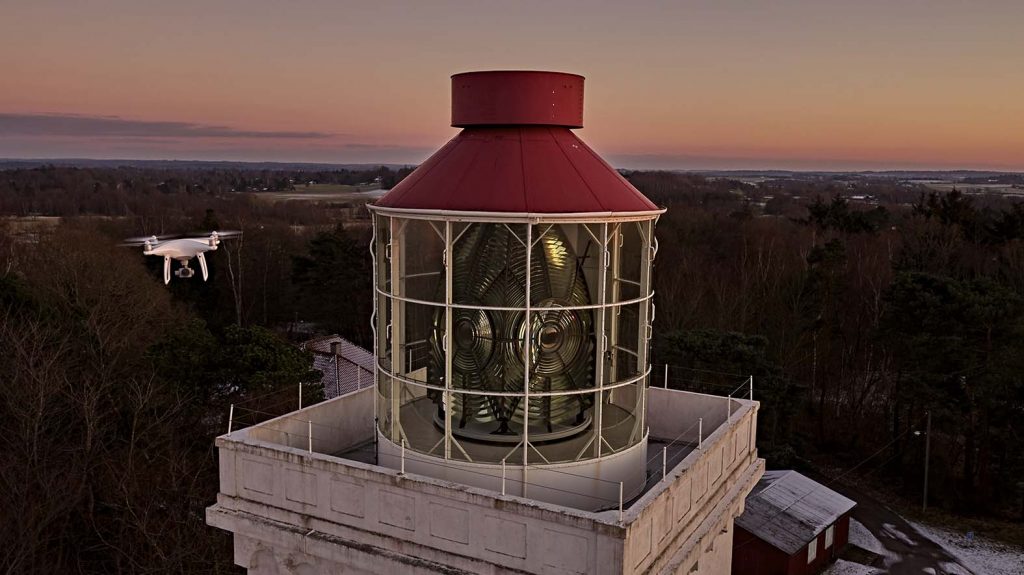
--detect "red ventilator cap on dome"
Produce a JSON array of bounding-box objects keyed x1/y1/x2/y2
[{"x1": 451, "y1": 71, "x2": 584, "y2": 128}]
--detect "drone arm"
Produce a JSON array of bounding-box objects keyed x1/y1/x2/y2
[
  {"x1": 197, "y1": 252, "x2": 209, "y2": 281},
  {"x1": 163, "y1": 256, "x2": 171, "y2": 284}
]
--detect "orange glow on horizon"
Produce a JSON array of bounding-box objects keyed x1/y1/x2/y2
[{"x1": 2, "y1": 1, "x2": 1022, "y2": 170}]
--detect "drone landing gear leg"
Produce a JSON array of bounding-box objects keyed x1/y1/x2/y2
[
  {"x1": 197, "y1": 252, "x2": 208, "y2": 281},
  {"x1": 163, "y1": 256, "x2": 171, "y2": 284}
]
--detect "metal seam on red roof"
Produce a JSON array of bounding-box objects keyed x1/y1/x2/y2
[
  {"x1": 551, "y1": 127, "x2": 606, "y2": 211},
  {"x1": 447, "y1": 132, "x2": 487, "y2": 209},
  {"x1": 518, "y1": 127, "x2": 528, "y2": 212},
  {"x1": 575, "y1": 137, "x2": 650, "y2": 207},
  {"x1": 382, "y1": 134, "x2": 457, "y2": 207}
]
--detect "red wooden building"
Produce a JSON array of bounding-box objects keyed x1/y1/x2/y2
[{"x1": 732, "y1": 470, "x2": 856, "y2": 575}]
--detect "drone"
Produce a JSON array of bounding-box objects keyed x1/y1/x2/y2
[{"x1": 122, "y1": 231, "x2": 242, "y2": 284}]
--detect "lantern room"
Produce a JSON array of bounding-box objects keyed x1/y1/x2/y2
[{"x1": 369, "y1": 71, "x2": 664, "y2": 509}]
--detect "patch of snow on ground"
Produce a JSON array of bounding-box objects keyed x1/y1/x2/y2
[
  {"x1": 939, "y1": 561, "x2": 972, "y2": 575},
  {"x1": 881, "y1": 522, "x2": 918, "y2": 546},
  {"x1": 911, "y1": 520, "x2": 1024, "y2": 575},
  {"x1": 848, "y1": 518, "x2": 890, "y2": 557},
  {"x1": 822, "y1": 559, "x2": 881, "y2": 575}
]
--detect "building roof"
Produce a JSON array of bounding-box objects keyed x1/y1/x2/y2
[
  {"x1": 373, "y1": 126, "x2": 659, "y2": 214},
  {"x1": 303, "y1": 335, "x2": 374, "y2": 399},
  {"x1": 373, "y1": 70, "x2": 660, "y2": 215},
  {"x1": 735, "y1": 470, "x2": 856, "y2": 555}
]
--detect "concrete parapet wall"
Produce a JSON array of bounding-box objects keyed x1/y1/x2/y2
[
  {"x1": 626, "y1": 390, "x2": 761, "y2": 574},
  {"x1": 208, "y1": 386, "x2": 763, "y2": 574},
  {"x1": 245, "y1": 386, "x2": 375, "y2": 456}
]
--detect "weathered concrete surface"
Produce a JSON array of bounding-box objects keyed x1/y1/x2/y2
[{"x1": 207, "y1": 387, "x2": 763, "y2": 574}]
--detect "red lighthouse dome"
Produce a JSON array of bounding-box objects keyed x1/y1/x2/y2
[{"x1": 374, "y1": 71, "x2": 659, "y2": 215}]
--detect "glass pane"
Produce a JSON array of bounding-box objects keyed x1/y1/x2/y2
[
  {"x1": 451, "y1": 222, "x2": 528, "y2": 307},
  {"x1": 377, "y1": 369, "x2": 393, "y2": 440},
  {"x1": 398, "y1": 302, "x2": 440, "y2": 381},
  {"x1": 396, "y1": 381, "x2": 440, "y2": 455},
  {"x1": 602, "y1": 384, "x2": 640, "y2": 453},
  {"x1": 375, "y1": 213, "x2": 391, "y2": 293},
  {"x1": 617, "y1": 221, "x2": 644, "y2": 302},
  {"x1": 399, "y1": 218, "x2": 445, "y2": 303},
  {"x1": 376, "y1": 292, "x2": 391, "y2": 364},
  {"x1": 531, "y1": 223, "x2": 598, "y2": 306},
  {"x1": 533, "y1": 391, "x2": 598, "y2": 464},
  {"x1": 612, "y1": 301, "x2": 641, "y2": 382}
]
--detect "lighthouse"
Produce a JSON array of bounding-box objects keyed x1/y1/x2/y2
[
  {"x1": 207, "y1": 70, "x2": 764, "y2": 575},
  {"x1": 370, "y1": 71, "x2": 663, "y2": 509}
]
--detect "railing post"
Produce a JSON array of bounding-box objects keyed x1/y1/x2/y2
[
  {"x1": 308, "y1": 420, "x2": 313, "y2": 453},
  {"x1": 664, "y1": 364, "x2": 669, "y2": 389},
  {"x1": 749, "y1": 375, "x2": 754, "y2": 400},
  {"x1": 227, "y1": 404, "x2": 235, "y2": 435},
  {"x1": 728, "y1": 394, "x2": 732, "y2": 420},
  {"x1": 618, "y1": 481, "x2": 624, "y2": 522},
  {"x1": 501, "y1": 458, "x2": 506, "y2": 496},
  {"x1": 698, "y1": 417, "x2": 703, "y2": 450},
  {"x1": 400, "y1": 438, "x2": 406, "y2": 475},
  {"x1": 299, "y1": 382, "x2": 303, "y2": 410},
  {"x1": 662, "y1": 446, "x2": 667, "y2": 479}
]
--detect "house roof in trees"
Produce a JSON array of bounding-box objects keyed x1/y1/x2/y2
[
  {"x1": 736, "y1": 470, "x2": 856, "y2": 555},
  {"x1": 303, "y1": 335, "x2": 374, "y2": 399}
]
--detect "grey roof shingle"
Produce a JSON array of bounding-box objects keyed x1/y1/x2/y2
[
  {"x1": 735, "y1": 470, "x2": 856, "y2": 555},
  {"x1": 304, "y1": 335, "x2": 375, "y2": 399}
]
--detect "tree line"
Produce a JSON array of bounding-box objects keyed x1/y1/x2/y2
[{"x1": 0, "y1": 166, "x2": 1022, "y2": 572}]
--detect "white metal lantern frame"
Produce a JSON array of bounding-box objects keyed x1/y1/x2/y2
[{"x1": 369, "y1": 206, "x2": 662, "y2": 472}]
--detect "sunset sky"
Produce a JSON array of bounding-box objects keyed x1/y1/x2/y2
[{"x1": 2, "y1": 0, "x2": 1022, "y2": 170}]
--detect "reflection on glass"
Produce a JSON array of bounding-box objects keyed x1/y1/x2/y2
[{"x1": 373, "y1": 216, "x2": 656, "y2": 465}]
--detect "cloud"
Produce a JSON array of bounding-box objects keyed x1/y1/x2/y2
[{"x1": 0, "y1": 113, "x2": 333, "y2": 139}]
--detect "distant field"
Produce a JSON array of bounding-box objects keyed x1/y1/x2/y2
[
  {"x1": 921, "y1": 182, "x2": 1024, "y2": 196},
  {"x1": 253, "y1": 183, "x2": 387, "y2": 203}
]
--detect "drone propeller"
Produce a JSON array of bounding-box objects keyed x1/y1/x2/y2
[
  {"x1": 120, "y1": 233, "x2": 179, "y2": 247},
  {"x1": 192, "y1": 229, "x2": 241, "y2": 236},
  {"x1": 196, "y1": 229, "x2": 242, "y2": 247}
]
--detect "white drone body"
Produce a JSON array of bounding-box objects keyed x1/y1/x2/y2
[{"x1": 125, "y1": 231, "x2": 240, "y2": 284}]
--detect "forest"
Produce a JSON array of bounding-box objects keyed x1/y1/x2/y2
[{"x1": 0, "y1": 166, "x2": 1022, "y2": 573}]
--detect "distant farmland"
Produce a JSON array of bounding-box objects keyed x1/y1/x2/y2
[
  {"x1": 253, "y1": 183, "x2": 387, "y2": 203},
  {"x1": 920, "y1": 181, "x2": 1024, "y2": 196}
]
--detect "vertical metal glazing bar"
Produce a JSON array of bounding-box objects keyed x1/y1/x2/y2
[
  {"x1": 444, "y1": 220, "x2": 453, "y2": 460},
  {"x1": 635, "y1": 219, "x2": 653, "y2": 440},
  {"x1": 618, "y1": 481, "x2": 624, "y2": 522},
  {"x1": 593, "y1": 223, "x2": 608, "y2": 457},
  {"x1": 370, "y1": 212, "x2": 382, "y2": 439},
  {"x1": 522, "y1": 222, "x2": 532, "y2": 497},
  {"x1": 370, "y1": 214, "x2": 378, "y2": 431},
  {"x1": 389, "y1": 217, "x2": 403, "y2": 443},
  {"x1": 608, "y1": 222, "x2": 622, "y2": 397}
]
